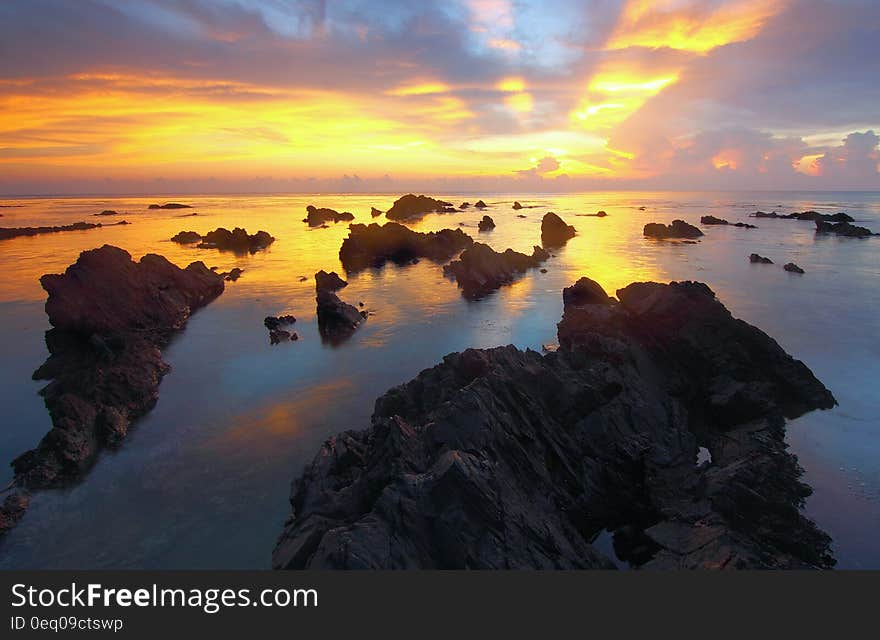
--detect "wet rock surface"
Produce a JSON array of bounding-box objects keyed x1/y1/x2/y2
[
  {"x1": 644, "y1": 220, "x2": 704, "y2": 240},
  {"x1": 315, "y1": 270, "x2": 348, "y2": 291},
  {"x1": 784, "y1": 262, "x2": 805, "y2": 274},
  {"x1": 274, "y1": 279, "x2": 835, "y2": 570},
  {"x1": 541, "y1": 212, "x2": 576, "y2": 247},
  {"x1": 304, "y1": 205, "x2": 355, "y2": 227},
  {"x1": 7, "y1": 245, "x2": 225, "y2": 523},
  {"x1": 814, "y1": 220, "x2": 874, "y2": 237},
  {"x1": 315, "y1": 271, "x2": 366, "y2": 344},
  {"x1": 701, "y1": 216, "x2": 757, "y2": 228},
  {"x1": 442, "y1": 242, "x2": 549, "y2": 299},
  {"x1": 385, "y1": 194, "x2": 455, "y2": 221},
  {"x1": 265, "y1": 315, "x2": 298, "y2": 344},
  {"x1": 1, "y1": 220, "x2": 129, "y2": 241},
  {"x1": 749, "y1": 253, "x2": 774, "y2": 264},
  {"x1": 477, "y1": 215, "x2": 495, "y2": 232},
  {"x1": 339, "y1": 222, "x2": 473, "y2": 272},
  {"x1": 170, "y1": 227, "x2": 274, "y2": 253}
]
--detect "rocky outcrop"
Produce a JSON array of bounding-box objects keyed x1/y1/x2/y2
[
  {"x1": 459, "y1": 202, "x2": 470, "y2": 210},
  {"x1": 814, "y1": 220, "x2": 874, "y2": 237},
  {"x1": 180, "y1": 227, "x2": 275, "y2": 253},
  {"x1": 274, "y1": 279, "x2": 835, "y2": 570},
  {"x1": 513, "y1": 201, "x2": 523, "y2": 210},
  {"x1": 644, "y1": 220, "x2": 703, "y2": 240},
  {"x1": 385, "y1": 194, "x2": 455, "y2": 221},
  {"x1": 749, "y1": 253, "x2": 774, "y2": 264},
  {"x1": 93, "y1": 210, "x2": 119, "y2": 216},
  {"x1": 0, "y1": 220, "x2": 129, "y2": 241},
  {"x1": 478, "y1": 215, "x2": 495, "y2": 232},
  {"x1": 541, "y1": 212, "x2": 576, "y2": 247},
  {"x1": 442, "y1": 243, "x2": 549, "y2": 299},
  {"x1": 784, "y1": 263, "x2": 805, "y2": 274},
  {"x1": 315, "y1": 272, "x2": 366, "y2": 344},
  {"x1": 338, "y1": 222, "x2": 473, "y2": 272},
  {"x1": 304, "y1": 205, "x2": 355, "y2": 227},
  {"x1": 0, "y1": 493, "x2": 30, "y2": 536},
  {"x1": 265, "y1": 315, "x2": 298, "y2": 344},
  {"x1": 701, "y1": 216, "x2": 756, "y2": 228},
  {"x1": 370, "y1": 207, "x2": 383, "y2": 218},
  {"x1": 9, "y1": 245, "x2": 224, "y2": 509},
  {"x1": 475, "y1": 200, "x2": 488, "y2": 209},
  {"x1": 148, "y1": 203, "x2": 191, "y2": 209},
  {"x1": 751, "y1": 210, "x2": 853, "y2": 222},
  {"x1": 315, "y1": 270, "x2": 348, "y2": 291}
]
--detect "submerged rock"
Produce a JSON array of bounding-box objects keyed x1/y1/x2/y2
[
  {"x1": 148, "y1": 203, "x2": 191, "y2": 209},
  {"x1": 443, "y1": 242, "x2": 549, "y2": 298},
  {"x1": 339, "y1": 222, "x2": 473, "y2": 272},
  {"x1": 814, "y1": 220, "x2": 874, "y2": 237},
  {"x1": 315, "y1": 270, "x2": 348, "y2": 291},
  {"x1": 0, "y1": 220, "x2": 129, "y2": 241},
  {"x1": 749, "y1": 253, "x2": 774, "y2": 264},
  {"x1": 195, "y1": 227, "x2": 275, "y2": 254},
  {"x1": 385, "y1": 194, "x2": 455, "y2": 221},
  {"x1": 644, "y1": 220, "x2": 703, "y2": 240},
  {"x1": 9, "y1": 245, "x2": 224, "y2": 506},
  {"x1": 784, "y1": 262, "x2": 805, "y2": 274},
  {"x1": 478, "y1": 215, "x2": 495, "y2": 232},
  {"x1": 304, "y1": 205, "x2": 355, "y2": 227},
  {"x1": 274, "y1": 279, "x2": 835, "y2": 570},
  {"x1": 541, "y1": 212, "x2": 576, "y2": 247}
]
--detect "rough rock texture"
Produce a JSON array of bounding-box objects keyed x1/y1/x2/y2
[
  {"x1": 9, "y1": 245, "x2": 224, "y2": 501},
  {"x1": 701, "y1": 216, "x2": 756, "y2": 229},
  {"x1": 784, "y1": 263, "x2": 805, "y2": 274},
  {"x1": 749, "y1": 253, "x2": 774, "y2": 264},
  {"x1": 274, "y1": 279, "x2": 835, "y2": 570},
  {"x1": 0, "y1": 220, "x2": 129, "y2": 241},
  {"x1": 814, "y1": 220, "x2": 874, "y2": 237},
  {"x1": 338, "y1": 222, "x2": 473, "y2": 272},
  {"x1": 148, "y1": 203, "x2": 191, "y2": 209},
  {"x1": 0, "y1": 493, "x2": 30, "y2": 536},
  {"x1": 478, "y1": 215, "x2": 495, "y2": 232},
  {"x1": 195, "y1": 227, "x2": 275, "y2": 253},
  {"x1": 644, "y1": 220, "x2": 703, "y2": 240},
  {"x1": 541, "y1": 212, "x2": 576, "y2": 247},
  {"x1": 315, "y1": 270, "x2": 348, "y2": 291},
  {"x1": 315, "y1": 272, "x2": 366, "y2": 344},
  {"x1": 265, "y1": 316, "x2": 298, "y2": 344},
  {"x1": 442, "y1": 243, "x2": 550, "y2": 299},
  {"x1": 385, "y1": 194, "x2": 455, "y2": 221},
  {"x1": 305, "y1": 205, "x2": 355, "y2": 227}
]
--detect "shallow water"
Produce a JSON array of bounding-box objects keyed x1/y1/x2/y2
[{"x1": 0, "y1": 191, "x2": 877, "y2": 568}]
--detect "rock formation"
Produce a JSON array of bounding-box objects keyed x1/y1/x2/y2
[
  {"x1": 265, "y1": 315, "x2": 298, "y2": 344},
  {"x1": 304, "y1": 205, "x2": 355, "y2": 227},
  {"x1": 751, "y1": 210, "x2": 853, "y2": 222},
  {"x1": 170, "y1": 227, "x2": 274, "y2": 253},
  {"x1": 315, "y1": 270, "x2": 348, "y2": 291},
  {"x1": 784, "y1": 263, "x2": 805, "y2": 274},
  {"x1": 513, "y1": 201, "x2": 523, "y2": 210},
  {"x1": 370, "y1": 207, "x2": 383, "y2": 218},
  {"x1": 478, "y1": 215, "x2": 495, "y2": 232},
  {"x1": 749, "y1": 253, "x2": 774, "y2": 264},
  {"x1": 338, "y1": 222, "x2": 473, "y2": 272},
  {"x1": 541, "y1": 212, "x2": 576, "y2": 247},
  {"x1": 475, "y1": 200, "x2": 488, "y2": 209},
  {"x1": 701, "y1": 216, "x2": 756, "y2": 228},
  {"x1": 814, "y1": 220, "x2": 874, "y2": 237},
  {"x1": 644, "y1": 220, "x2": 703, "y2": 240},
  {"x1": 315, "y1": 272, "x2": 366, "y2": 344},
  {"x1": 93, "y1": 210, "x2": 119, "y2": 216},
  {"x1": 148, "y1": 203, "x2": 191, "y2": 209},
  {"x1": 442, "y1": 243, "x2": 549, "y2": 299},
  {"x1": 1, "y1": 221, "x2": 129, "y2": 241},
  {"x1": 385, "y1": 194, "x2": 455, "y2": 221},
  {"x1": 274, "y1": 279, "x2": 836, "y2": 570}
]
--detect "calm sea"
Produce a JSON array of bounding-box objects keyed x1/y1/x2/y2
[{"x1": 0, "y1": 191, "x2": 878, "y2": 568}]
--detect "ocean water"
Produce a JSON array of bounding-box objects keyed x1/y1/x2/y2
[{"x1": 0, "y1": 191, "x2": 878, "y2": 569}]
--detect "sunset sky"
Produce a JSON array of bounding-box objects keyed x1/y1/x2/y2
[{"x1": 1, "y1": 0, "x2": 878, "y2": 194}]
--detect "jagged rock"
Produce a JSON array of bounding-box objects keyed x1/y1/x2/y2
[
  {"x1": 148, "y1": 203, "x2": 191, "y2": 209},
  {"x1": 0, "y1": 221, "x2": 129, "y2": 241},
  {"x1": 315, "y1": 274, "x2": 366, "y2": 345},
  {"x1": 562, "y1": 277, "x2": 613, "y2": 306},
  {"x1": 0, "y1": 492, "x2": 30, "y2": 536},
  {"x1": 643, "y1": 220, "x2": 703, "y2": 240},
  {"x1": 517, "y1": 214, "x2": 527, "y2": 219},
  {"x1": 194, "y1": 227, "x2": 274, "y2": 253},
  {"x1": 442, "y1": 243, "x2": 549, "y2": 298},
  {"x1": 370, "y1": 207, "x2": 383, "y2": 218},
  {"x1": 541, "y1": 212, "x2": 576, "y2": 247},
  {"x1": 474, "y1": 200, "x2": 488, "y2": 209},
  {"x1": 459, "y1": 202, "x2": 471, "y2": 210},
  {"x1": 339, "y1": 222, "x2": 473, "y2": 272},
  {"x1": 814, "y1": 220, "x2": 874, "y2": 237},
  {"x1": 264, "y1": 315, "x2": 297, "y2": 332},
  {"x1": 274, "y1": 279, "x2": 835, "y2": 570},
  {"x1": 315, "y1": 270, "x2": 348, "y2": 291},
  {"x1": 513, "y1": 201, "x2": 522, "y2": 210},
  {"x1": 749, "y1": 253, "x2": 774, "y2": 264},
  {"x1": 171, "y1": 231, "x2": 202, "y2": 244},
  {"x1": 9, "y1": 246, "x2": 224, "y2": 509},
  {"x1": 219, "y1": 267, "x2": 244, "y2": 281},
  {"x1": 478, "y1": 215, "x2": 495, "y2": 232},
  {"x1": 385, "y1": 194, "x2": 455, "y2": 221},
  {"x1": 305, "y1": 205, "x2": 355, "y2": 227},
  {"x1": 784, "y1": 263, "x2": 805, "y2": 274}
]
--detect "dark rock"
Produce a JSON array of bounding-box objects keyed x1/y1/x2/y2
[
  {"x1": 269, "y1": 329, "x2": 291, "y2": 344},
  {"x1": 749, "y1": 253, "x2": 774, "y2": 264},
  {"x1": 265, "y1": 315, "x2": 297, "y2": 331},
  {"x1": 638, "y1": 206, "x2": 647, "y2": 211},
  {"x1": 9, "y1": 246, "x2": 224, "y2": 508},
  {"x1": 339, "y1": 222, "x2": 473, "y2": 272},
  {"x1": 475, "y1": 200, "x2": 488, "y2": 209},
  {"x1": 94, "y1": 210, "x2": 119, "y2": 216},
  {"x1": 148, "y1": 203, "x2": 191, "y2": 209},
  {"x1": 316, "y1": 288, "x2": 366, "y2": 345},
  {"x1": 541, "y1": 212, "x2": 576, "y2": 247},
  {"x1": 784, "y1": 263, "x2": 805, "y2": 274},
  {"x1": 459, "y1": 202, "x2": 470, "y2": 210},
  {"x1": 643, "y1": 220, "x2": 703, "y2": 240},
  {"x1": 171, "y1": 230, "x2": 202, "y2": 244},
  {"x1": 540, "y1": 268, "x2": 547, "y2": 273},
  {"x1": 814, "y1": 220, "x2": 874, "y2": 237},
  {"x1": 517, "y1": 214, "x2": 527, "y2": 219},
  {"x1": 0, "y1": 221, "x2": 129, "y2": 241},
  {"x1": 701, "y1": 216, "x2": 756, "y2": 229},
  {"x1": 195, "y1": 227, "x2": 274, "y2": 254},
  {"x1": 385, "y1": 194, "x2": 454, "y2": 221},
  {"x1": 478, "y1": 215, "x2": 495, "y2": 232},
  {"x1": 751, "y1": 210, "x2": 854, "y2": 223},
  {"x1": 305, "y1": 205, "x2": 355, "y2": 227},
  {"x1": 370, "y1": 207, "x2": 383, "y2": 218},
  {"x1": 513, "y1": 201, "x2": 523, "y2": 210},
  {"x1": 0, "y1": 492, "x2": 30, "y2": 535},
  {"x1": 274, "y1": 279, "x2": 835, "y2": 569},
  {"x1": 315, "y1": 270, "x2": 348, "y2": 292},
  {"x1": 596, "y1": 210, "x2": 607, "y2": 217},
  {"x1": 298, "y1": 276, "x2": 308, "y2": 282},
  {"x1": 219, "y1": 267, "x2": 244, "y2": 281},
  {"x1": 562, "y1": 276, "x2": 613, "y2": 306},
  {"x1": 443, "y1": 243, "x2": 549, "y2": 299}
]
